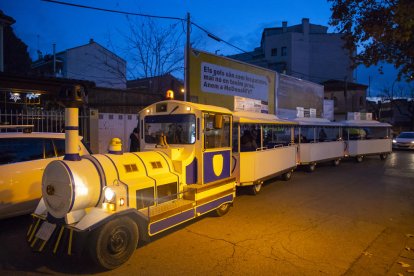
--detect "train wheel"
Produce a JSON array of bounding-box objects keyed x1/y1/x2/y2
[
  {"x1": 250, "y1": 183, "x2": 262, "y2": 195},
  {"x1": 307, "y1": 163, "x2": 316, "y2": 172},
  {"x1": 356, "y1": 155, "x2": 363, "y2": 163},
  {"x1": 215, "y1": 203, "x2": 231, "y2": 217},
  {"x1": 332, "y1": 159, "x2": 340, "y2": 166},
  {"x1": 282, "y1": 171, "x2": 292, "y2": 181},
  {"x1": 380, "y1": 153, "x2": 388, "y2": 160},
  {"x1": 89, "y1": 217, "x2": 139, "y2": 270}
]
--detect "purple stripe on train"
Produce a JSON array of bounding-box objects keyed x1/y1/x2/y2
[
  {"x1": 149, "y1": 209, "x2": 195, "y2": 235},
  {"x1": 196, "y1": 194, "x2": 233, "y2": 215},
  {"x1": 186, "y1": 157, "x2": 198, "y2": 184}
]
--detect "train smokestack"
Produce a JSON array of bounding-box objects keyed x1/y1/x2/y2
[{"x1": 58, "y1": 85, "x2": 86, "y2": 161}]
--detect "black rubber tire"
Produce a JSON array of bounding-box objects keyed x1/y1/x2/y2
[
  {"x1": 356, "y1": 156, "x2": 363, "y2": 163},
  {"x1": 215, "y1": 203, "x2": 231, "y2": 217},
  {"x1": 307, "y1": 163, "x2": 316, "y2": 172},
  {"x1": 282, "y1": 171, "x2": 292, "y2": 181},
  {"x1": 88, "y1": 216, "x2": 139, "y2": 270},
  {"x1": 250, "y1": 183, "x2": 262, "y2": 195},
  {"x1": 380, "y1": 153, "x2": 388, "y2": 160},
  {"x1": 332, "y1": 159, "x2": 340, "y2": 166}
]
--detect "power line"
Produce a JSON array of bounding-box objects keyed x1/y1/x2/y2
[
  {"x1": 190, "y1": 22, "x2": 251, "y2": 55},
  {"x1": 41, "y1": 0, "x2": 251, "y2": 55},
  {"x1": 41, "y1": 0, "x2": 184, "y2": 21}
]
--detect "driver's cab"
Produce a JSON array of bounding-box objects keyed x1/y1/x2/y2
[{"x1": 139, "y1": 100, "x2": 233, "y2": 186}]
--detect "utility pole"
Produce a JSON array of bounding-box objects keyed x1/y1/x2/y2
[
  {"x1": 368, "y1": 76, "x2": 371, "y2": 97},
  {"x1": 53, "y1": 43, "x2": 56, "y2": 76},
  {"x1": 185, "y1": 12, "x2": 191, "y2": 102}
]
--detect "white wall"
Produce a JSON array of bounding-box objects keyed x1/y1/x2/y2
[
  {"x1": 65, "y1": 43, "x2": 126, "y2": 89},
  {"x1": 97, "y1": 113, "x2": 139, "y2": 153}
]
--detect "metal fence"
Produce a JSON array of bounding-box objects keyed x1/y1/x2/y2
[{"x1": 0, "y1": 109, "x2": 90, "y2": 144}]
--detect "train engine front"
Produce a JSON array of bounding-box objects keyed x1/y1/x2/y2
[{"x1": 28, "y1": 86, "x2": 236, "y2": 270}]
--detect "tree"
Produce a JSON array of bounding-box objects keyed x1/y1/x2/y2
[
  {"x1": 120, "y1": 17, "x2": 185, "y2": 79},
  {"x1": 3, "y1": 25, "x2": 32, "y2": 74},
  {"x1": 329, "y1": 0, "x2": 414, "y2": 81},
  {"x1": 379, "y1": 85, "x2": 414, "y2": 130}
]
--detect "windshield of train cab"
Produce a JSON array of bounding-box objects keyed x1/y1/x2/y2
[{"x1": 144, "y1": 114, "x2": 196, "y2": 144}]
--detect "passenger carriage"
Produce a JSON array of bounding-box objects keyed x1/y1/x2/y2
[
  {"x1": 232, "y1": 111, "x2": 297, "y2": 194},
  {"x1": 293, "y1": 118, "x2": 344, "y2": 172},
  {"x1": 341, "y1": 119, "x2": 392, "y2": 162}
]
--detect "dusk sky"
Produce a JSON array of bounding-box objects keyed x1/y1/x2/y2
[{"x1": 1, "y1": 0, "x2": 411, "y2": 96}]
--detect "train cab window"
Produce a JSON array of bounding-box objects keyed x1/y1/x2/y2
[
  {"x1": 144, "y1": 114, "x2": 196, "y2": 144},
  {"x1": 204, "y1": 114, "x2": 231, "y2": 149}
]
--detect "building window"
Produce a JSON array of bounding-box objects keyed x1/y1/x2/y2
[
  {"x1": 359, "y1": 96, "x2": 364, "y2": 106},
  {"x1": 333, "y1": 96, "x2": 338, "y2": 107},
  {"x1": 271, "y1": 48, "x2": 277, "y2": 56},
  {"x1": 281, "y1": 47, "x2": 287, "y2": 56}
]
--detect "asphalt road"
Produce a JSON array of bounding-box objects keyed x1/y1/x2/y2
[{"x1": 1, "y1": 151, "x2": 414, "y2": 275}]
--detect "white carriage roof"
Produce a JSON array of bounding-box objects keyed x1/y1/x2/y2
[
  {"x1": 233, "y1": 111, "x2": 297, "y2": 125},
  {"x1": 341, "y1": 120, "x2": 392, "y2": 127},
  {"x1": 150, "y1": 100, "x2": 233, "y2": 114},
  {"x1": 293, "y1": 117, "x2": 342, "y2": 127}
]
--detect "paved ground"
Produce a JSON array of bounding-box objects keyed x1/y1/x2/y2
[{"x1": 0, "y1": 151, "x2": 413, "y2": 275}]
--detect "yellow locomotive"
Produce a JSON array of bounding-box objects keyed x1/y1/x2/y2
[{"x1": 27, "y1": 86, "x2": 236, "y2": 269}]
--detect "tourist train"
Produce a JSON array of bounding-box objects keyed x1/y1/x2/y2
[{"x1": 27, "y1": 90, "x2": 392, "y2": 270}]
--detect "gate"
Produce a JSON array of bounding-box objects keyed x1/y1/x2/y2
[{"x1": 0, "y1": 108, "x2": 91, "y2": 146}]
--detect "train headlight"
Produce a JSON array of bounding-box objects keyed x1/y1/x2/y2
[
  {"x1": 102, "y1": 182, "x2": 128, "y2": 212},
  {"x1": 104, "y1": 187, "x2": 116, "y2": 202}
]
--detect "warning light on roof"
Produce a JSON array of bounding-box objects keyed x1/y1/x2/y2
[{"x1": 166, "y1": 90, "x2": 174, "y2": 100}]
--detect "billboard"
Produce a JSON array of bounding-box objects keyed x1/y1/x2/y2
[
  {"x1": 276, "y1": 74, "x2": 324, "y2": 119},
  {"x1": 189, "y1": 49, "x2": 276, "y2": 113},
  {"x1": 234, "y1": 96, "x2": 269, "y2": 113}
]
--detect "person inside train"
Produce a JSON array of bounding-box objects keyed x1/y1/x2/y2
[
  {"x1": 240, "y1": 130, "x2": 258, "y2": 152},
  {"x1": 129, "y1": 127, "x2": 140, "y2": 152},
  {"x1": 319, "y1": 128, "x2": 327, "y2": 142},
  {"x1": 295, "y1": 134, "x2": 308, "y2": 143}
]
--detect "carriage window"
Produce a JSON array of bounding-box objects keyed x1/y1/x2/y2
[
  {"x1": 232, "y1": 123, "x2": 239, "y2": 152},
  {"x1": 263, "y1": 125, "x2": 291, "y2": 147},
  {"x1": 345, "y1": 128, "x2": 367, "y2": 140},
  {"x1": 240, "y1": 124, "x2": 260, "y2": 152},
  {"x1": 204, "y1": 114, "x2": 231, "y2": 149},
  {"x1": 364, "y1": 127, "x2": 388, "y2": 139},
  {"x1": 144, "y1": 114, "x2": 196, "y2": 144},
  {"x1": 317, "y1": 127, "x2": 340, "y2": 142}
]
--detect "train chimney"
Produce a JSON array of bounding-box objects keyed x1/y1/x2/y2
[{"x1": 58, "y1": 85, "x2": 86, "y2": 161}]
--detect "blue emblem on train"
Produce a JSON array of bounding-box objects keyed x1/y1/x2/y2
[{"x1": 203, "y1": 150, "x2": 230, "y2": 183}]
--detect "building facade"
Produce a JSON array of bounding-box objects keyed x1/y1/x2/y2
[
  {"x1": 32, "y1": 39, "x2": 126, "y2": 89},
  {"x1": 127, "y1": 74, "x2": 184, "y2": 101},
  {"x1": 230, "y1": 18, "x2": 354, "y2": 84},
  {"x1": 323, "y1": 80, "x2": 367, "y2": 121}
]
